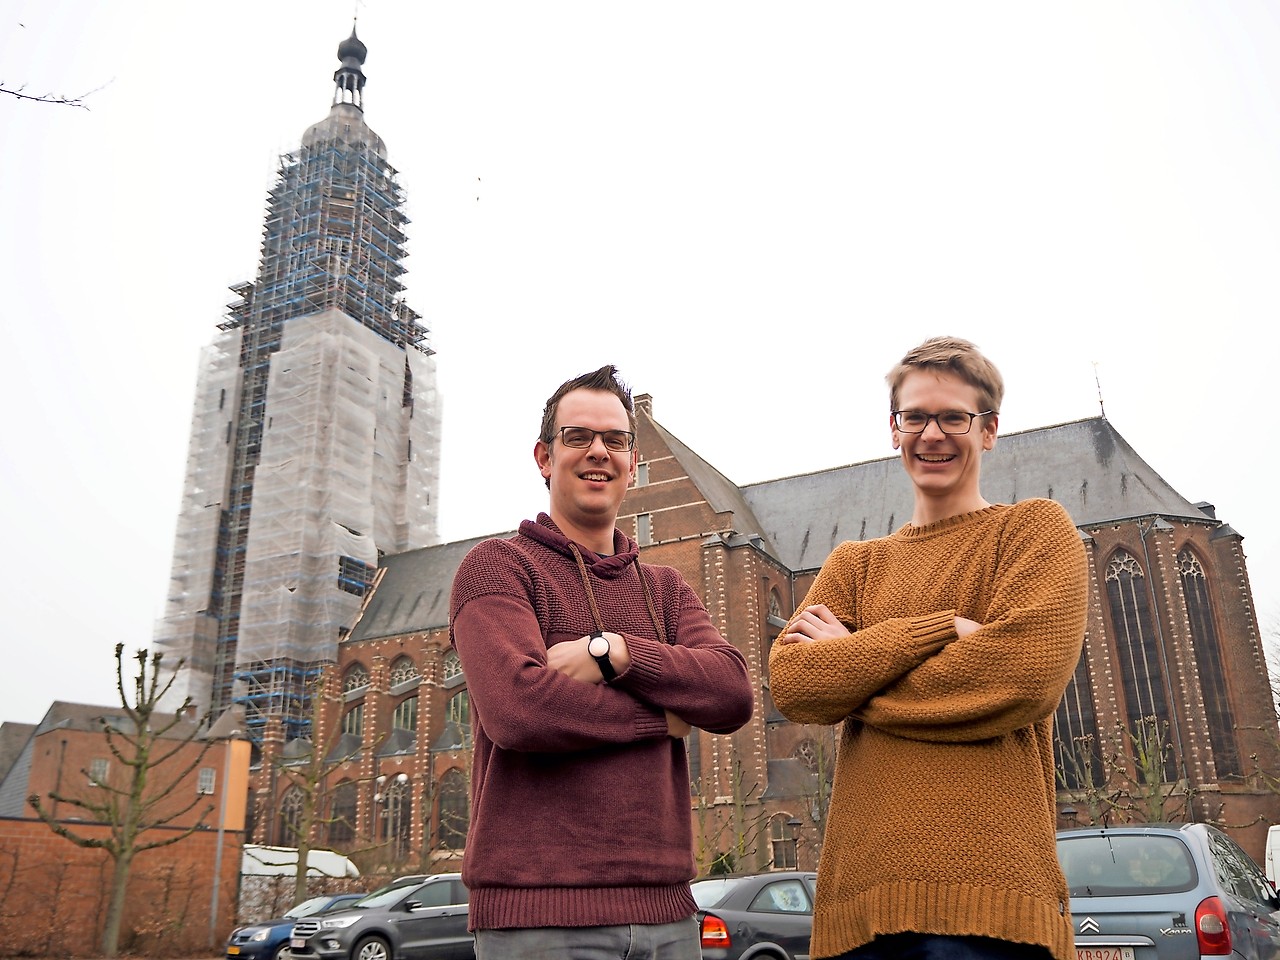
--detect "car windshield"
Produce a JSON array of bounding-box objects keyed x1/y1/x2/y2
[
  {"x1": 691, "y1": 878, "x2": 742, "y2": 909},
  {"x1": 1058, "y1": 834, "x2": 1197, "y2": 896},
  {"x1": 285, "y1": 896, "x2": 333, "y2": 919},
  {"x1": 352, "y1": 880, "x2": 423, "y2": 910}
]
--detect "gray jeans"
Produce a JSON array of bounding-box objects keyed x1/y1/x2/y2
[{"x1": 473, "y1": 916, "x2": 700, "y2": 960}]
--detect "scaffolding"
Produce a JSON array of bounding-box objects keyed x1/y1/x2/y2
[
  {"x1": 232, "y1": 659, "x2": 325, "y2": 739},
  {"x1": 154, "y1": 37, "x2": 440, "y2": 741}
]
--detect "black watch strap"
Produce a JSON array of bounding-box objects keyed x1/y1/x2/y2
[{"x1": 588, "y1": 630, "x2": 617, "y2": 681}]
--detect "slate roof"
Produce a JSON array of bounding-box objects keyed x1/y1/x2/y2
[
  {"x1": 346, "y1": 415, "x2": 1217, "y2": 642},
  {"x1": 346, "y1": 531, "x2": 513, "y2": 642},
  {"x1": 0, "y1": 722, "x2": 35, "y2": 783},
  {"x1": 742, "y1": 417, "x2": 1213, "y2": 570}
]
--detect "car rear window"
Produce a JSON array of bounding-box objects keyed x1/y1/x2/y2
[
  {"x1": 1057, "y1": 834, "x2": 1197, "y2": 896},
  {"x1": 691, "y1": 878, "x2": 742, "y2": 908}
]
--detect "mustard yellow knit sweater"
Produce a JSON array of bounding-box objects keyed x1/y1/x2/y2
[{"x1": 769, "y1": 499, "x2": 1088, "y2": 960}]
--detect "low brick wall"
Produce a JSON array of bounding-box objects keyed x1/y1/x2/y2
[{"x1": 0, "y1": 817, "x2": 241, "y2": 958}]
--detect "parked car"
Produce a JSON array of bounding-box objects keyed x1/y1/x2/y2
[
  {"x1": 227, "y1": 893, "x2": 365, "y2": 960},
  {"x1": 1058, "y1": 822, "x2": 1280, "y2": 959},
  {"x1": 691, "y1": 870, "x2": 818, "y2": 960},
  {"x1": 288, "y1": 873, "x2": 472, "y2": 960}
]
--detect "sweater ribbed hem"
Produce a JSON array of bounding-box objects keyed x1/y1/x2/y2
[
  {"x1": 812, "y1": 880, "x2": 1074, "y2": 960},
  {"x1": 469, "y1": 883, "x2": 696, "y2": 931}
]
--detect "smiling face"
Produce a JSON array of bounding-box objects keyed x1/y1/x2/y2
[
  {"x1": 892, "y1": 369, "x2": 998, "y2": 526},
  {"x1": 534, "y1": 387, "x2": 637, "y2": 553}
]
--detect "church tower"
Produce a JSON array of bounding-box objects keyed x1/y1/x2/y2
[{"x1": 154, "y1": 28, "x2": 440, "y2": 739}]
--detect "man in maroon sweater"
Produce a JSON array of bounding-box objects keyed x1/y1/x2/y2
[{"x1": 449, "y1": 364, "x2": 754, "y2": 960}]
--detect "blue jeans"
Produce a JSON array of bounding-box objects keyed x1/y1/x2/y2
[
  {"x1": 473, "y1": 917, "x2": 700, "y2": 959},
  {"x1": 829, "y1": 932, "x2": 1055, "y2": 960}
]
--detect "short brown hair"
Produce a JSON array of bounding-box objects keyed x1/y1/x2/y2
[
  {"x1": 539, "y1": 364, "x2": 636, "y2": 444},
  {"x1": 886, "y1": 336, "x2": 1004, "y2": 416}
]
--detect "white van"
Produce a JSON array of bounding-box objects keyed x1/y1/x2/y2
[
  {"x1": 1265, "y1": 825, "x2": 1280, "y2": 886},
  {"x1": 238, "y1": 843, "x2": 361, "y2": 921}
]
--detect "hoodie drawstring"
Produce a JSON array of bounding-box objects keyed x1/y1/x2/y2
[{"x1": 568, "y1": 542, "x2": 669, "y2": 645}]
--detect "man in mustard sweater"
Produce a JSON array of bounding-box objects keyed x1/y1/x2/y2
[{"x1": 769, "y1": 336, "x2": 1088, "y2": 960}]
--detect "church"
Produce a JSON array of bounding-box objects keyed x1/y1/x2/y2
[{"x1": 250, "y1": 397, "x2": 1280, "y2": 870}]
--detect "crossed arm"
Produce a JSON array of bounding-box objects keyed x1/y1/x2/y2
[
  {"x1": 453, "y1": 579, "x2": 751, "y2": 752},
  {"x1": 769, "y1": 503, "x2": 1087, "y2": 742},
  {"x1": 546, "y1": 631, "x2": 691, "y2": 737}
]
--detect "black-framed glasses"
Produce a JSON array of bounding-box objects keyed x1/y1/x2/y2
[
  {"x1": 555, "y1": 426, "x2": 636, "y2": 451},
  {"x1": 891, "y1": 409, "x2": 993, "y2": 435}
]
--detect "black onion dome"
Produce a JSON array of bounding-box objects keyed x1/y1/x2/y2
[{"x1": 338, "y1": 27, "x2": 367, "y2": 64}]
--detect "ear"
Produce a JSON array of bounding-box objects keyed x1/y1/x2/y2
[
  {"x1": 981, "y1": 413, "x2": 998, "y2": 451},
  {"x1": 534, "y1": 439, "x2": 552, "y2": 481},
  {"x1": 627, "y1": 447, "x2": 639, "y2": 483},
  {"x1": 889, "y1": 413, "x2": 901, "y2": 450}
]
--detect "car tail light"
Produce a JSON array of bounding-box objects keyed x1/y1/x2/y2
[
  {"x1": 700, "y1": 913, "x2": 731, "y2": 950},
  {"x1": 1195, "y1": 896, "x2": 1232, "y2": 956}
]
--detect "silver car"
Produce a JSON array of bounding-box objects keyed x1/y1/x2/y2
[{"x1": 1058, "y1": 823, "x2": 1280, "y2": 960}]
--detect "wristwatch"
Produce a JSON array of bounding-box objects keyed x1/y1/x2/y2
[{"x1": 587, "y1": 630, "x2": 617, "y2": 681}]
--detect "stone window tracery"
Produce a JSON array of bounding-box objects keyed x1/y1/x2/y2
[
  {"x1": 389, "y1": 656, "x2": 418, "y2": 687},
  {"x1": 1179, "y1": 548, "x2": 1240, "y2": 777}
]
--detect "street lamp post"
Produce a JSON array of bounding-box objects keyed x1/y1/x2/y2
[{"x1": 209, "y1": 730, "x2": 243, "y2": 949}]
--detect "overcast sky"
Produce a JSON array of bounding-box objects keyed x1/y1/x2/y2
[{"x1": 2, "y1": 1, "x2": 1277, "y2": 724}]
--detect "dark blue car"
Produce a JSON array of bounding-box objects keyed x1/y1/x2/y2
[{"x1": 228, "y1": 893, "x2": 365, "y2": 960}]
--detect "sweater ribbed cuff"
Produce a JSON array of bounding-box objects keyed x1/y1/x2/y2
[
  {"x1": 618, "y1": 633, "x2": 663, "y2": 694},
  {"x1": 910, "y1": 610, "x2": 957, "y2": 653},
  {"x1": 634, "y1": 700, "x2": 670, "y2": 739}
]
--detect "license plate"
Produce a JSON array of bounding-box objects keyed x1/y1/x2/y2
[
  {"x1": 228, "y1": 950, "x2": 240, "y2": 957},
  {"x1": 1076, "y1": 949, "x2": 1134, "y2": 960},
  {"x1": 291, "y1": 939, "x2": 306, "y2": 950}
]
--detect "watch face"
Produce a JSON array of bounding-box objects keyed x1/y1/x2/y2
[{"x1": 588, "y1": 634, "x2": 609, "y2": 658}]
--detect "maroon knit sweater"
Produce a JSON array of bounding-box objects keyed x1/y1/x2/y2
[{"x1": 449, "y1": 513, "x2": 754, "y2": 931}]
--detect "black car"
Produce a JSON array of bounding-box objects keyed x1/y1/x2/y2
[
  {"x1": 288, "y1": 873, "x2": 472, "y2": 960},
  {"x1": 227, "y1": 893, "x2": 366, "y2": 960},
  {"x1": 691, "y1": 871, "x2": 818, "y2": 960},
  {"x1": 1058, "y1": 822, "x2": 1280, "y2": 960}
]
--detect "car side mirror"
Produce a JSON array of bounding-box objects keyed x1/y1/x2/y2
[{"x1": 403, "y1": 900, "x2": 421, "y2": 911}]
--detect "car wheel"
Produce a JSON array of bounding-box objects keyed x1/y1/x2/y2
[
  {"x1": 271, "y1": 945, "x2": 291, "y2": 960},
  {"x1": 352, "y1": 935, "x2": 391, "y2": 960}
]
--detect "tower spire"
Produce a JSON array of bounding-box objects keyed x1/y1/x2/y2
[{"x1": 334, "y1": 23, "x2": 368, "y2": 110}]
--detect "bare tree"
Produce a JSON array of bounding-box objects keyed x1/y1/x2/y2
[
  {"x1": 0, "y1": 82, "x2": 95, "y2": 107},
  {"x1": 1056, "y1": 732, "x2": 1121, "y2": 825},
  {"x1": 27, "y1": 644, "x2": 215, "y2": 957},
  {"x1": 1057, "y1": 717, "x2": 1214, "y2": 826},
  {"x1": 2, "y1": 19, "x2": 107, "y2": 108},
  {"x1": 271, "y1": 671, "x2": 365, "y2": 904},
  {"x1": 795, "y1": 728, "x2": 835, "y2": 864},
  {"x1": 691, "y1": 755, "x2": 770, "y2": 875}
]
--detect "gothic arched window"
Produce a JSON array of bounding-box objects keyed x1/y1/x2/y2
[
  {"x1": 393, "y1": 695, "x2": 418, "y2": 733},
  {"x1": 1054, "y1": 648, "x2": 1101, "y2": 790},
  {"x1": 344, "y1": 663, "x2": 369, "y2": 693},
  {"x1": 389, "y1": 656, "x2": 419, "y2": 687},
  {"x1": 447, "y1": 691, "x2": 471, "y2": 746},
  {"x1": 328, "y1": 780, "x2": 357, "y2": 845},
  {"x1": 438, "y1": 769, "x2": 469, "y2": 849},
  {"x1": 1179, "y1": 548, "x2": 1240, "y2": 778},
  {"x1": 443, "y1": 650, "x2": 463, "y2": 683},
  {"x1": 770, "y1": 814, "x2": 799, "y2": 869},
  {"x1": 1105, "y1": 550, "x2": 1174, "y2": 781},
  {"x1": 341, "y1": 703, "x2": 364, "y2": 738},
  {"x1": 383, "y1": 777, "x2": 412, "y2": 858},
  {"x1": 279, "y1": 785, "x2": 305, "y2": 846}
]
